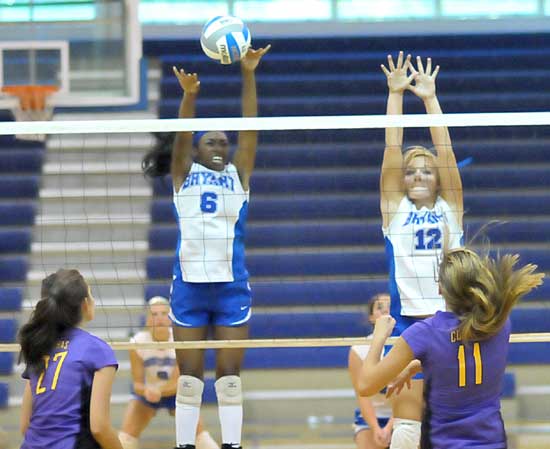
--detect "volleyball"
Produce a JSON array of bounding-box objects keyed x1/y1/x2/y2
[{"x1": 200, "y1": 15, "x2": 251, "y2": 65}]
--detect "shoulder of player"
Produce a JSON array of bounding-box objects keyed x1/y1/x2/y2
[
  {"x1": 71, "y1": 328, "x2": 113, "y2": 352},
  {"x1": 383, "y1": 195, "x2": 410, "y2": 231}
]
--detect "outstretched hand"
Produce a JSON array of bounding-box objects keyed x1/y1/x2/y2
[
  {"x1": 172, "y1": 66, "x2": 200, "y2": 94},
  {"x1": 408, "y1": 55, "x2": 439, "y2": 100},
  {"x1": 385, "y1": 368, "x2": 413, "y2": 398},
  {"x1": 381, "y1": 51, "x2": 416, "y2": 94},
  {"x1": 241, "y1": 44, "x2": 272, "y2": 72}
]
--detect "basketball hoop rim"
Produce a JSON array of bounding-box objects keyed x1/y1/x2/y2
[{"x1": 1, "y1": 84, "x2": 59, "y2": 111}]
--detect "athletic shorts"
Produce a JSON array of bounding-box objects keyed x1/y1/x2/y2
[
  {"x1": 389, "y1": 314, "x2": 426, "y2": 380},
  {"x1": 133, "y1": 393, "x2": 176, "y2": 410},
  {"x1": 169, "y1": 278, "x2": 252, "y2": 327},
  {"x1": 353, "y1": 408, "x2": 390, "y2": 435}
]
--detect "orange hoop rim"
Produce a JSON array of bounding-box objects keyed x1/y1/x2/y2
[{"x1": 1, "y1": 84, "x2": 59, "y2": 111}]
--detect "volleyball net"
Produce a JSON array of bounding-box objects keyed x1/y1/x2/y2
[{"x1": 1, "y1": 112, "x2": 550, "y2": 355}]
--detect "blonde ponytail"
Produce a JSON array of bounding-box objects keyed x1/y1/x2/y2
[{"x1": 439, "y1": 249, "x2": 544, "y2": 341}]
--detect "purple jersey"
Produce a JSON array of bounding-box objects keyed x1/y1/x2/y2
[
  {"x1": 402, "y1": 311, "x2": 509, "y2": 449},
  {"x1": 21, "y1": 328, "x2": 118, "y2": 449}
]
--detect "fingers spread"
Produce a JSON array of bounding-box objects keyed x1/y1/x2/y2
[
  {"x1": 396, "y1": 50, "x2": 404, "y2": 69},
  {"x1": 387, "y1": 54, "x2": 396, "y2": 72},
  {"x1": 416, "y1": 55, "x2": 425, "y2": 74}
]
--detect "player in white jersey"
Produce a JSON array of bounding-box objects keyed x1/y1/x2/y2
[
  {"x1": 118, "y1": 297, "x2": 219, "y2": 449},
  {"x1": 141, "y1": 44, "x2": 270, "y2": 449},
  {"x1": 379, "y1": 52, "x2": 464, "y2": 449},
  {"x1": 348, "y1": 294, "x2": 393, "y2": 449}
]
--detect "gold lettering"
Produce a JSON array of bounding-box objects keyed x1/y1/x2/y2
[
  {"x1": 450, "y1": 329, "x2": 462, "y2": 343},
  {"x1": 56, "y1": 340, "x2": 69, "y2": 350}
]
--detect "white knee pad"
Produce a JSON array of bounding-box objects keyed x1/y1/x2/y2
[
  {"x1": 214, "y1": 375, "x2": 243, "y2": 406},
  {"x1": 118, "y1": 431, "x2": 139, "y2": 449},
  {"x1": 390, "y1": 418, "x2": 421, "y2": 449},
  {"x1": 177, "y1": 375, "x2": 204, "y2": 407}
]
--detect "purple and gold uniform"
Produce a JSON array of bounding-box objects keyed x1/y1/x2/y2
[
  {"x1": 402, "y1": 311, "x2": 509, "y2": 449},
  {"x1": 21, "y1": 328, "x2": 118, "y2": 449}
]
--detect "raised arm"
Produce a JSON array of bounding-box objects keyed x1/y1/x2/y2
[
  {"x1": 358, "y1": 316, "x2": 414, "y2": 397},
  {"x1": 232, "y1": 44, "x2": 271, "y2": 191},
  {"x1": 171, "y1": 67, "x2": 201, "y2": 191},
  {"x1": 409, "y1": 56, "x2": 463, "y2": 226},
  {"x1": 380, "y1": 52, "x2": 416, "y2": 228}
]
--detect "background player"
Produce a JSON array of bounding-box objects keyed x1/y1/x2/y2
[
  {"x1": 348, "y1": 293, "x2": 393, "y2": 449},
  {"x1": 379, "y1": 52, "x2": 464, "y2": 449},
  {"x1": 18, "y1": 269, "x2": 122, "y2": 449},
  {"x1": 118, "y1": 296, "x2": 218, "y2": 449},
  {"x1": 142, "y1": 44, "x2": 270, "y2": 449},
  {"x1": 359, "y1": 248, "x2": 544, "y2": 448}
]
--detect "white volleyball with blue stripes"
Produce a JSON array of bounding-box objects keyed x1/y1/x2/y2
[{"x1": 200, "y1": 15, "x2": 251, "y2": 65}]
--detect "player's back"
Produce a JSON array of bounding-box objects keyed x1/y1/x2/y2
[
  {"x1": 402, "y1": 311, "x2": 510, "y2": 449},
  {"x1": 21, "y1": 327, "x2": 117, "y2": 449}
]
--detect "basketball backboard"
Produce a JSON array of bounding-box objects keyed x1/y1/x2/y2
[{"x1": 0, "y1": 0, "x2": 142, "y2": 111}]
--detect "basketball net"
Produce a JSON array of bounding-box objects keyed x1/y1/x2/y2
[{"x1": 1, "y1": 85, "x2": 58, "y2": 141}]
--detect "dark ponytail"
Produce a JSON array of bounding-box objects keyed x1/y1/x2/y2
[
  {"x1": 142, "y1": 132, "x2": 175, "y2": 178},
  {"x1": 18, "y1": 269, "x2": 88, "y2": 374}
]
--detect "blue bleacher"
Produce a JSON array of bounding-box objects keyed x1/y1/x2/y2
[
  {"x1": 152, "y1": 167, "x2": 550, "y2": 197},
  {"x1": 149, "y1": 220, "x2": 550, "y2": 251},
  {"x1": 0, "y1": 176, "x2": 39, "y2": 198},
  {"x1": 152, "y1": 192, "x2": 550, "y2": 224},
  {"x1": 0, "y1": 148, "x2": 43, "y2": 172},
  {"x1": 0, "y1": 134, "x2": 42, "y2": 383},
  {"x1": 147, "y1": 248, "x2": 550, "y2": 280},
  {"x1": 0, "y1": 203, "x2": 35, "y2": 226},
  {"x1": 0, "y1": 382, "x2": 7, "y2": 408},
  {"x1": 0, "y1": 287, "x2": 22, "y2": 311},
  {"x1": 146, "y1": 276, "x2": 549, "y2": 307},
  {"x1": 0, "y1": 230, "x2": 31, "y2": 253},
  {"x1": 0, "y1": 257, "x2": 27, "y2": 282},
  {"x1": 144, "y1": 33, "x2": 550, "y2": 371},
  {"x1": 0, "y1": 319, "x2": 16, "y2": 343},
  {"x1": 0, "y1": 353, "x2": 13, "y2": 376}
]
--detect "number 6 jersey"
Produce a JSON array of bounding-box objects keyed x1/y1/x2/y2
[
  {"x1": 383, "y1": 196, "x2": 463, "y2": 317},
  {"x1": 173, "y1": 162, "x2": 249, "y2": 283}
]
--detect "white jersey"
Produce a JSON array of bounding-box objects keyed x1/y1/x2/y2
[
  {"x1": 383, "y1": 196, "x2": 463, "y2": 316},
  {"x1": 173, "y1": 162, "x2": 249, "y2": 283},
  {"x1": 352, "y1": 338, "x2": 391, "y2": 419},
  {"x1": 131, "y1": 330, "x2": 177, "y2": 388}
]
